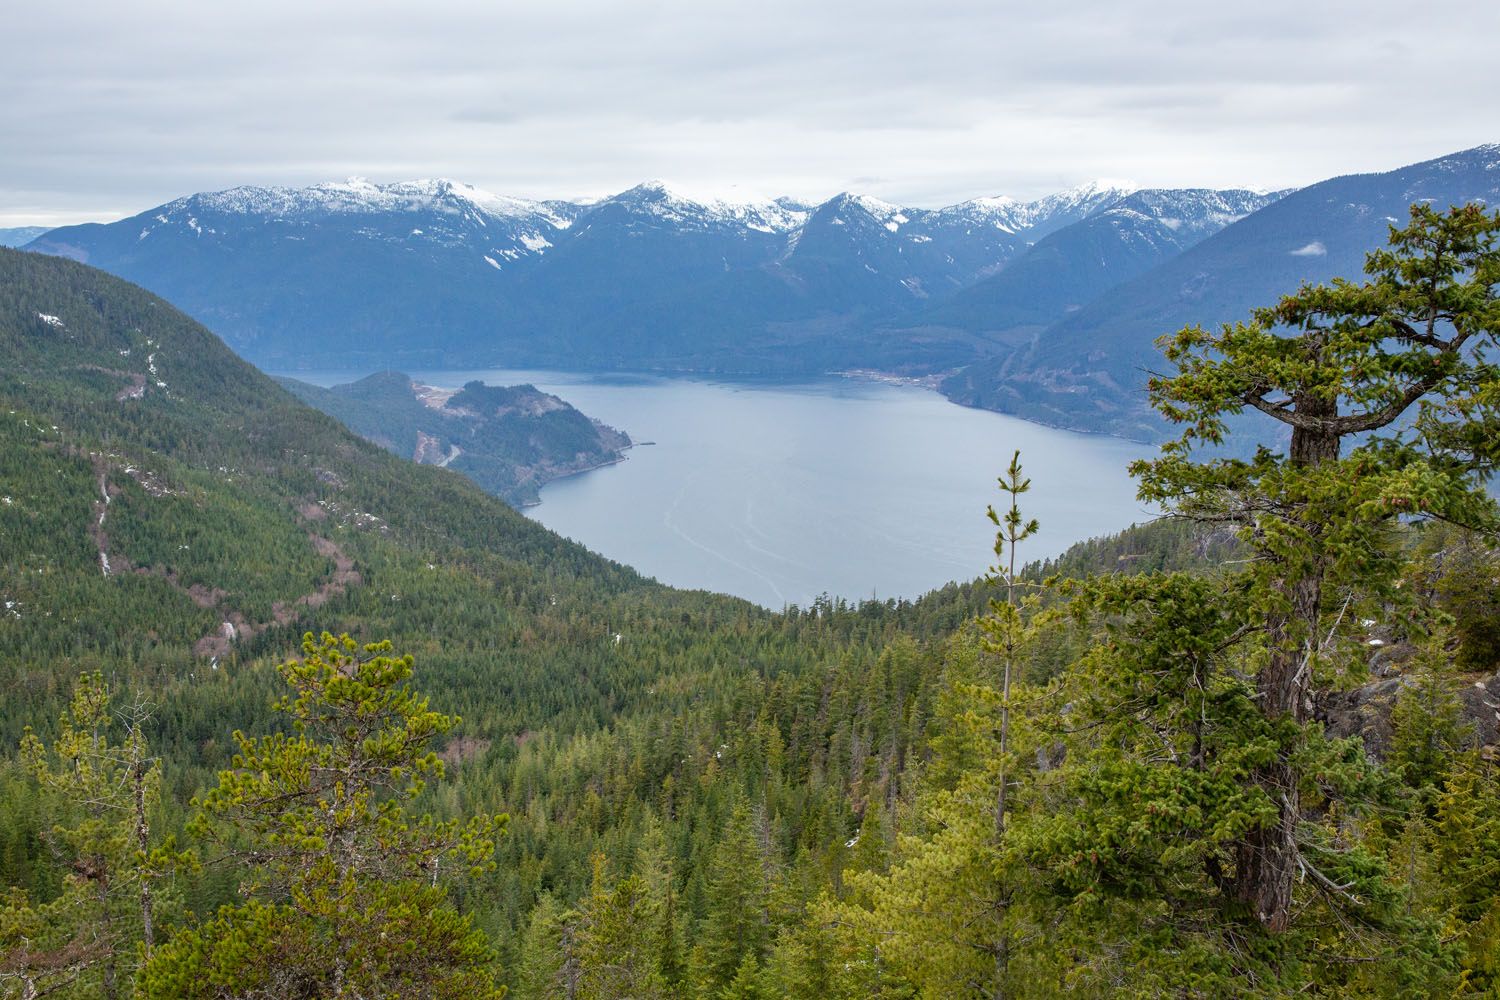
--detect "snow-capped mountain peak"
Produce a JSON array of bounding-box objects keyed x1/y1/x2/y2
[
  {"x1": 835, "y1": 192, "x2": 902, "y2": 217},
  {"x1": 1023, "y1": 179, "x2": 1135, "y2": 221},
  {"x1": 601, "y1": 180, "x2": 807, "y2": 232},
  {"x1": 817, "y1": 192, "x2": 913, "y2": 228},
  {"x1": 1057, "y1": 178, "x2": 1139, "y2": 200},
  {"x1": 159, "y1": 177, "x2": 569, "y2": 228},
  {"x1": 929, "y1": 195, "x2": 1031, "y2": 234},
  {"x1": 130, "y1": 178, "x2": 579, "y2": 269}
]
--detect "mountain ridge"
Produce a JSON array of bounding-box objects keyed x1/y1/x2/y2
[
  {"x1": 939, "y1": 143, "x2": 1500, "y2": 438},
  {"x1": 23, "y1": 175, "x2": 1265, "y2": 377}
]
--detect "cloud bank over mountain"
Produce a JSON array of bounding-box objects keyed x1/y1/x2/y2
[{"x1": 4, "y1": 0, "x2": 1498, "y2": 225}]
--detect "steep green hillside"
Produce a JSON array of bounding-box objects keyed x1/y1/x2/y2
[
  {"x1": 0, "y1": 245, "x2": 979, "y2": 740},
  {"x1": 0, "y1": 246, "x2": 988, "y2": 988}
]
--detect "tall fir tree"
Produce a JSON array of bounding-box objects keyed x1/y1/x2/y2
[{"x1": 690, "y1": 799, "x2": 772, "y2": 998}]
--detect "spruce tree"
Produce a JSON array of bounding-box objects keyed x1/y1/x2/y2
[
  {"x1": 513, "y1": 892, "x2": 568, "y2": 1000},
  {"x1": 576, "y1": 857, "x2": 669, "y2": 1000},
  {"x1": 690, "y1": 800, "x2": 771, "y2": 997}
]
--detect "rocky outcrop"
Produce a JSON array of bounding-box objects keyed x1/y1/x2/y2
[{"x1": 1319, "y1": 645, "x2": 1500, "y2": 757}]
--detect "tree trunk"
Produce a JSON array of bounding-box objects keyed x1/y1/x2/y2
[
  {"x1": 1288, "y1": 399, "x2": 1341, "y2": 467},
  {"x1": 1236, "y1": 571, "x2": 1321, "y2": 930},
  {"x1": 991, "y1": 498, "x2": 1022, "y2": 1000},
  {"x1": 1235, "y1": 409, "x2": 1337, "y2": 931}
]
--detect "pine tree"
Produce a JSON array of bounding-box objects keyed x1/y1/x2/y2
[
  {"x1": 140, "y1": 633, "x2": 507, "y2": 999},
  {"x1": 825, "y1": 464, "x2": 1047, "y2": 1000},
  {"x1": 1, "y1": 674, "x2": 182, "y2": 1000},
  {"x1": 977, "y1": 450, "x2": 1040, "y2": 998}
]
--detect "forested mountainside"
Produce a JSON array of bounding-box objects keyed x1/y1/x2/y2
[
  {"x1": 23, "y1": 176, "x2": 1271, "y2": 380},
  {"x1": 278, "y1": 372, "x2": 631, "y2": 506},
  {"x1": 3, "y1": 221, "x2": 1500, "y2": 999},
  {"x1": 0, "y1": 246, "x2": 985, "y2": 995}
]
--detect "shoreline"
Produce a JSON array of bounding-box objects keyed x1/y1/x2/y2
[
  {"x1": 519, "y1": 445, "x2": 633, "y2": 508},
  {"x1": 275, "y1": 364, "x2": 1156, "y2": 450}
]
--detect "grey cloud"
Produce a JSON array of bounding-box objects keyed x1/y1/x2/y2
[{"x1": 2, "y1": 0, "x2": 1498, "y2": 224}]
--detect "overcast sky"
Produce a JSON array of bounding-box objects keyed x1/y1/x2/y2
[{"x1": 3, "y1": 0, "x2": 1497, "y2": 226}]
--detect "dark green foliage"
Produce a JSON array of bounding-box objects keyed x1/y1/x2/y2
[
  {"x1": 689, "y1": 800, "x2": 773, "y2": 995},
  {"x1": 1134, "y1": 202, "x2": 1500, "y2": 939},
  {"x1": 1428, "y1": 527, "x2": 1500, "y2": 672}
]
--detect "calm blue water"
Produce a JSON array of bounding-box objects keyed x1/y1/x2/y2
[{"x1": 291, "y1": 369, "x2": 1154, "y2": 608}]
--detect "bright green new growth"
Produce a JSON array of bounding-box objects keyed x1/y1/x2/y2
[
  {"x1": 984, "y1": 450, "x2": 1041, "y2": 835},
  {"x1": 821, "y1": 455, "x2": 1049, "y2": 1000},
  {"x1": 193, "y1": 631, "x2": 501, "y2": 892},
  {"x1": 140, "y1": 632, "x2": 508, "y2": 999},
  {"x1": 2, "y1": 673, "x2": 184, "y2": 1000}
]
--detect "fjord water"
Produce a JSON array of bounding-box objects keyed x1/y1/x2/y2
[{"x1": 301, "y1": 370, "x2": 1152, "y2": 608}]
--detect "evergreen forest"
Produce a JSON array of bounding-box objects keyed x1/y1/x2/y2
[{"x1": 2, "y1": 204, "x2": 1500, "y2": 998}]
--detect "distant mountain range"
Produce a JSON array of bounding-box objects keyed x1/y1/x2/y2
[
  {"x1": 885, "y1": 187, "x2": 1284, "y2": 353},
  {"x1": 22, "y1": 144, "x2": 1500, "y2": 439},
  {"x1": 0, "y1": 226, "x2": 49, "y2": 248},
  {"x1": 940, "y1": 144, "x2": 1500, "y2": 437},
  {"x1": 22, "y1": 177, "x2": 1263, "y2": 377}
]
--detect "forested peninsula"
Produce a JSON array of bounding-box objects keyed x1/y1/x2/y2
[{"x1": 279, "y1": 372, "x2": 632, "y2": 507}]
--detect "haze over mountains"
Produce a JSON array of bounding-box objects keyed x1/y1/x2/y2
[
  {"x1": 0, "y1": 227, "x2": 49, "y2": 248},
  {"x1": 23, "y1": 144, "x2": 1500, "y2": 440}
]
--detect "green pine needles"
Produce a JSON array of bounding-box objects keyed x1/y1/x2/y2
[{"x1": 140, "y1": 633, "x2": 508, "y2": 999}]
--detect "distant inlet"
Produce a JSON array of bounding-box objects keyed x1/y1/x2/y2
[{"x1": 299, "y1": 367, "x2": 1152, "y2": 608}]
